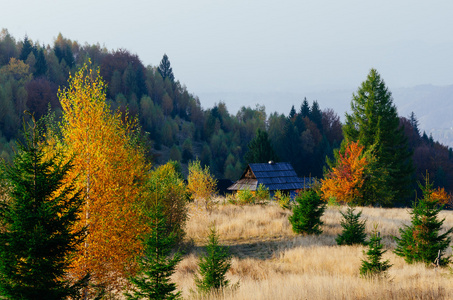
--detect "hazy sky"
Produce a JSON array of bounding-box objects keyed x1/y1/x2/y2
[{"x1": 3, "y1": 0, "x2": 453, "y2": 113}]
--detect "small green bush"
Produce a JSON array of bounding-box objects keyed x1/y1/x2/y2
[
  {"x1": 236, "y1": 189, "x2": 255, "y2": 205},
  {"x1": 274, "y1": 190, "x2": 291, "y2": 209},
  {"x1": 288, "y1": 190, "x2": 326, "y2": 235},
  {"x1": 255, "y1": 184, "x2": 270, "y2": 202}
]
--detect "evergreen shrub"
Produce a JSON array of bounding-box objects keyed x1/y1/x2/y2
[
  {"x1": 195, "y1": 227, "x2": 232, "y2": 294},
  {"x1": 360, "y1": 226, "x2": 391, "y2": 278},
  {"x1": 336, "y1": 206, "x2": 367, "y2": 246},
  {"x1": 394, "y1": 177, "x2": 453, "y2": 266},
  {"x1": 125, "y1": 202, "x2": 182, "y2": 300},
  {"x1": 288, "y1": 190, "x2": 326, "y2": 235}
]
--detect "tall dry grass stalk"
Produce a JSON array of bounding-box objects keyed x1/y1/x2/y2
[{"x1": 175, "y1": 201, "x2": 453, "y2": 299}]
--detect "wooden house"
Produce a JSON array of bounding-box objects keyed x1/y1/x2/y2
[{"x1": 227, "y1": 161, "x2": 313, "y2": 198}]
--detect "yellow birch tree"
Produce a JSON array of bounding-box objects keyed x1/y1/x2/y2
[
  {"x1": 51, "y1": 63, "x2": 150, "y2": 293},
  {"x1": 187, "y1": 160, "x2": 217, "y2": 211}
]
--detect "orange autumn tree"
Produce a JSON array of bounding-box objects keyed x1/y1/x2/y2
[
  {"x1": 321, "y1": 141, "x2": 368, "y2": 205},
  {"x1": 322, "y1": 141, "x2": 392, "y2": 206},
  {"x1": 422, "y1": 172, "x2": 451, "y2": 205},
  {"x1": 53, "y1": 64, "x2": 150, "y2": 292},
  {"x1": 431, "y1": 187, "x2": 451, "y2": 205}
]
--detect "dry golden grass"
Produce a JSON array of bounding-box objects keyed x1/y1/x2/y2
[
  {"x1": 174, "y1": 201, "x2": 453, "y2": 299},
  {"x1": 185, "y1": 200, "x2": 295, "y2": 245}
]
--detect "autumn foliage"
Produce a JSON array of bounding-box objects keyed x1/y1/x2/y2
[
  {"x1": 428, "y1": 187, "x2": 450, "y2": 205},
  {"x1": 321, "y1": 141, "x2": 368, "y2": 205},
  {"x1": 51, "y1": 64, "x2": 150, "y2": 292},
  {"x1": 187, "y1": 160, "x2": 217, "y2": 211}
]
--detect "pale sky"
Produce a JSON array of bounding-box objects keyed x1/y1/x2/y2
[{"x1": 2, "y1": 0, "x2": 453, "y2": 114}]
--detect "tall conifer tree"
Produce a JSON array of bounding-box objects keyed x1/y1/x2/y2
[
  {"x1": 409, "y1": 112, "x2": 420, "y2": 137},
  {"x1": 158, "y1": 54, "x2": 175, "y2": 82},
  {"x1": 310, "y1": 100, "x2": 323, "y2": 131},
  {"x1": 300, "y1": 97, "x2": 310, "y2": 118},
  {"x1": 34, "y1": 48, "x2": 48, "y2": 77},
  {"x1": 0, "y1": 118, "x2": 86, "y2": 299},
  {"x1": 244, "y1": 128, "x2": 279, "y2": 164},
  {"x1": 343, "y1": 69, "x2": 413, "y2": 205},
  {"x1": 19, "y1": 35, "x2": 34, "y2": 61},
  {"x1": 288, "y1": 105, "x2": 296, "y2": 119}
]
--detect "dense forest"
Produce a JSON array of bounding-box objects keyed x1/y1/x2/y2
[{"x1": 1, "y1": 28, "x2": 453, "y2": 195}]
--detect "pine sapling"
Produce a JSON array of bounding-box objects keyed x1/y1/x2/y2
[
  {"x1": 289, "y1": 190, "x2": 326, "y2": 235},
  {"x1": 336, "y1": 206, "x2": 367, "y2": 246},
  {"x1": 195, "y1": 226, "x2": 232, "y2": 293},
  {"x1": 125, "y1": 202, "x2": 182, "y2": 300},
  {"x1": 394, "y1": 176, "x2": 453, "y2": 266},
  {"x1": 360, "y1": 225, "x2": 391, "y2": 278}
]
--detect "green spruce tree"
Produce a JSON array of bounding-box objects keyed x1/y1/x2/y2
[
  {"x1": 343, "y1": 69, "x2": 413, "y2": 206},
  {"x1": 0, "y1": 118, "x2": 86, "y2": 299},
  {"x1": 310, "y1": 100, "x2": 323, "y2": 131},
  {"x1": 288, "y1": 105, "x2": 296, "y2": 119},
  {"x1": 195, "y1": 226, "x2": 232, "y2": 293},
  {"x1": 125, "y1": 201, "x2": 182, "y2": 300},
  {"x1": 360, "y1": 226, "x2": 391, "y2": 278},
  {"x1": 409, "y1": 111, "x2": 420, "y2": 137},
  {"x1": 34, "y1": 47, "x2": 48, "y2": 77},
  {"x1": 158, "y1": 54, "x2": 175, "y2": 82},
  {"x1": 336, "y1": 206, "x2": 367, "y2": 246},
  {"x1": 300, "y1": 97, "x2": 310, "y2": 118},
  {"x1": 394, "y1": 177, "x2": 453, "y2": 265},
  {"x1": 19, "y1": 35, "x2": 35, "y2": 61},
  {"x1": 289, "y1": 190, "x2": 326, "y2": 235},
  {"x1": 244, "y1": 128, "x2": 279, "y2": 164}
]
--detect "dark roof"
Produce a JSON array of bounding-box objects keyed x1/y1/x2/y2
[{"x1": 228, "y1": 162, "x2": 314, "y2": 191}]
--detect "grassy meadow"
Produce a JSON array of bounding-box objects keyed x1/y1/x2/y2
[{"x1": 174, "y1": 200, "x2": 453, "y2": 299}]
